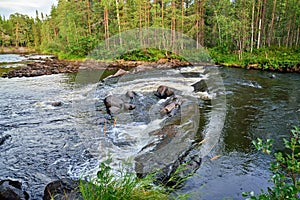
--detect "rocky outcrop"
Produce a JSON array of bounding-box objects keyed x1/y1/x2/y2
[
  {"x1": 3, "y1": 59, "x2": 80, "y2": 78},
  {"x1": 100, "y1": 84, "x2": 202, "y2": 185},
  {"x1": 134, "y1": 85, "x2": 201, "y2": 185},
  {"x1": 0, "y1": 180, "x2": 29, "y2": 200},
  {"x1": 135, "y1": 122, "x2": 201, "y2": 185},
  {"x1": 43, "y1": 178, "x2": 83, "y2": 200}
]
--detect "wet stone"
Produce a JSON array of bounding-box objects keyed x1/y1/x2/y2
[
  {"x1": 0, "y1": 134, "x2": 11, "y2": 146},
  {"x1": 0, "y1": 180, "x2": 29, "y2": 200},
  {"x1": 43, "y1": 178, "x2": 83, "y2": 200}
]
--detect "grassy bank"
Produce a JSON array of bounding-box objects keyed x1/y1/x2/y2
[{"x1": 209, "y1": 47, "x2": 300, "y2": 72}]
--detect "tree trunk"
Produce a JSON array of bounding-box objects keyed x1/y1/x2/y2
[
  {"x1": 199, "y1": 0, "x2": 205, "y2": 46},
  {"x1": 250, "y1": 0, "x2": 255, "y2": 53},
  {"x1": 255, "y1": 0, "x2": 261, "y2": 49},
  {"x1": 260, "y1": 0, "x2": 267, "y2": 47},
  {"x1": 115, "y1": 0, "x2": 122, "y2": 46},
  {"x1": 268, "y1": 0, "x2": 276, "y2": 47},
  {"x1": 139, "y1": 2, "x2": 143, "y2": 46},
  {"x1": 195, "y1": 0, "x2": 199, "y2": 49},
  {"x1": 161, "y1": 0, "x2": 164, "y2": 28},
  {"x1": 104, "y1": 6, "x2": 110, "y2": 49},
  {"x1": 257, "y1": 18, "x2": 261, "y2": 49},
  {"x1": 181, "y1": 0, "x2": 184, "y2": 49},
  {"x1": 296, "y1": 27, "x2": 300, "y2": 47},
  {"x1": 15, "y1": 21, "x2": 19, "y2": 47},
  {"x1": 86, "y1": 0, "x2": 92, "y2": 35},
  {"x1": 171, "y1": 0, "x2": 176, "y2": 51}
]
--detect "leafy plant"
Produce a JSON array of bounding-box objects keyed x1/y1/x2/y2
[{"x1": 243, "y1": 126, "x2": 300, "y2": 200}]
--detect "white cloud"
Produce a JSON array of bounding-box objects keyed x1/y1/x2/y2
[{"x1": 0, "y1": 0, "x2": 58, "y2": 19}]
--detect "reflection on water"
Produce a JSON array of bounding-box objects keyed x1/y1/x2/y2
[{"x1": 179, "y1": 67, "x2": 300, "y2": 199}]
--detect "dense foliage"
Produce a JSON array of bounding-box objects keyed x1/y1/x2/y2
[{"x1": 1, "y1": 0, "x2": 300, "y2": 62}]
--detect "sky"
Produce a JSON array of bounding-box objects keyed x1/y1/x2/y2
[{"x1": 0, "y1": 0, "x2": 58, "y2": 19}]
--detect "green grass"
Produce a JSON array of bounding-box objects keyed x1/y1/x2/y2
[
  {"x1": 80, "y1": 159, "x2": 168, "y2": 200},
  {"x1": 79, "y1": 159, "x2": 192, "y2": 200}
]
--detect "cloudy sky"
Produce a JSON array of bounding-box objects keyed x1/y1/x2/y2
[{"x1": 0, "y1": 0, "x2": 58, "y2": 19}]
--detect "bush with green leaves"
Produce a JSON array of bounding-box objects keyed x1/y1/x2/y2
[{"x1": 243, "y1": 126, "x2": 300, "y2": 200}]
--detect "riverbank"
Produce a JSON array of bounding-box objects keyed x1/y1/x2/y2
[
  {"x1": 209, "y1": 48, "x2": 300, "y2": 73},
  {"x1": 1, "y1": 47, "x2": 300, "y2": 78},
  {"x1": 2, "y1": 57, "x2": 299, "y2": 78},
  {"x1": 0, "y1": 47, "x2": 36, "y2": 54},
  {"x1": 1, "y1": 58, "x2": 191, "y2": 78}
]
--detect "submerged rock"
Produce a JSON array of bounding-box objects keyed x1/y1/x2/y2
[
  {"x1": 43, "y1": 178, "x2": 83, "y2": 200},
  {"x1": 0, "y1": 134, "x2": 11, "y2": 146},
  {"x1": 0, "y1": 180, "x2": 29, "y2": 200},
  {"x1": 51, "y1": 102, "x2": 63, "y2": 107},
  {"x1": 125, "y1": 91, "x2": 137, "y2": 99}
]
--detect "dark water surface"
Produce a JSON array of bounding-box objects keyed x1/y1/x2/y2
[
  {"x1": 179, "y1": 67, "x2": 300, "y2": 199},
  {"x1": 0, "y1": 55, "x2": 299, "y2": 199}
]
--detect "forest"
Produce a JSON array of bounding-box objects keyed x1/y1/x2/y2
[{"x1": 1, "y1": 0, "x2": 300, "y2": 68}]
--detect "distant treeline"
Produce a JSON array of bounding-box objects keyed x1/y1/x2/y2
[{"x1": 0, "y1": 0, "x2": 300, "y2": 59}]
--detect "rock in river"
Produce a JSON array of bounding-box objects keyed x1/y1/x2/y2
[
  {"x1": 104, "y1": 91, "x2": 137, "y2": 115},
  {"x1": 135, "y1": 100, "x2": 201, "y2": 184},
  {"x1": 0, "y1": 179, "x2": 29, "y2": 200},
  {"x1": 0, "y1": 134, "x2": 11, "y2": 146},
  {"x1": 43, "y1": 178, "x2": 83, "y2": 200},
  {"x1": 154, "y1": 85, "x2": 174, "y2": 99}
]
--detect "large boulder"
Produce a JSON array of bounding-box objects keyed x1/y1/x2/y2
[
  {"x1": 43, "y1": 178, "x2": 83, "y2": 200},
  {"x1": 154, "y1": 85, "x2": 174, "y2": 99},
  {"x1": 135, "y1": 100, "x2": 201, "y2": 185},
  {"x1": 0, "y1": 180, "x2": 29, "y2": 200},
  {"x1": 103, "y1": 92, "x2": 137, "y2": 115}
]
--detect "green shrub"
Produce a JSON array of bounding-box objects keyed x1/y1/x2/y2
[
  {"x1": 243, "y1": 126, "x2": 300, "y2": 200},
  {"x1": 117, "y1": 48, "x2": 185, "y2": 62}
]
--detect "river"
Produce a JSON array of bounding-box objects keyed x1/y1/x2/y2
[{"x1": 0, "y1": 55, "x2": 299, "y2": 199}]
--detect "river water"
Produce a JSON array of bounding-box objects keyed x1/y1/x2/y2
[{"x1": 0, "y1": 55, "x2": 299, "y2": 199}]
